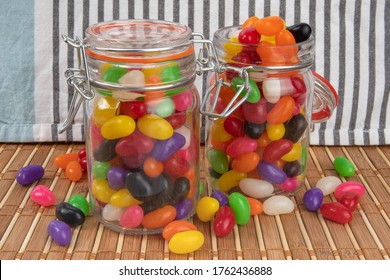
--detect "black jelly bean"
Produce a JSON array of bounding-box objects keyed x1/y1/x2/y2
[
  {"x1": 93, "y1": 139, "x2": 118, "y2": 162},
  {"x1": 171, "y1": 177, "x2": 190, "y2": 204},
  {"x1": 56, "y1": 202, "x2": 85, "y2": 227},
  {"x1": 287, "y1": 23, "x2": 312, "y2": 43},
  {"x1": 284, "y1": 114, "x2": 308, "y2": 142},
  {"x1": 209, "y1": 167, "x2": 222, "y2": 179},
  {"x1": 244, "y1": 121, "x2": 266, "y2": 139},
  {"x1": 283, "y1": 161, "x2": 303, "y2": 177}
]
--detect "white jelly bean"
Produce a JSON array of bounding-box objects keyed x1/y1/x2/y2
[
  {"x1": 102, "y1": 203, "x2": 125, "y2": 221},
  {"x1": 315, "y1": 176, "x2": 342, "y2": 196},
  {"x1": 262, "y1": 79, "x2": 281, "y2": 103},
  {"x1": 175, "y1": 126, "x2": 191, "y2": 150},
  {"x1": 263, "y1": 195, "x2": 295, "y2": 215},
  {"x1": 239, "y1": 178, "x2": 274, "y2": 198},
  {"x1": 119, "y1": 70, "x2": 145, "y2": 87}
]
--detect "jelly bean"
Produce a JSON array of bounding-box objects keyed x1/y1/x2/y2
[
  {"x1": 175, "y1": 126, "x2": 191, "y2": 150},
  {"x1": 334, "y1": 181, "x2": 365, "y2": 199},
  {"x1": 110, "y1": 188, "x2": 142, "y2": 208},
  {"x1": 255, "y1": 16, "x2": 285, "y2": 36},
  {"x1": 199, "y1": 181, "x2": 204, "y2": 196},
  {"x1": 242, "y1": 16, "x2": 260, "y2": 29},
  {"x1": 171, "y1": 177, "x2": 190, "y2": 203},
  {"x1": 244, "y1": 121, "x2": 266, "y2": 139},
  {"x1": 262, "y1": 79, "x2": 282, "y2": 103},
  {"x1": 56, "y1": 202, "x2": 85, "y2": 227},
  {"x1": 143, "y1": 157, "x2": 164, "y2": 178},
  {"x1": 79, "y1": 157, "x2": 88, "y2": 171},
  {"x1": 54, "y1": 153, "x2": 79, "y2": 169},
  {"x1": 224, "y1": 37, "x2": 242, "y2": 57},
  {"x1": 115, "y1": 130, "x2": 154, "y2": 157},
  {"x1": 287, "y1": 23, "x2": 312, "y2": 43},
  {"x1": 275, "y1": 29, "x2": 296, "y2": 45},
  {"x1": 196, "y1": 197, "x2": 220, "y2": 222},
  {"x1": 92, "y1": 161, "x2": 111, "y2": 180},
  {"x1": 78, "y1": 147, "x2": 86, "y2": 159},
  {"x1": 211, "y1": 118, "x2": 233, "y2": 142},
  {"x1": 30, "y1": 185, "x2": 56, "y2": 207},
  {"x1": 168, "y1": 230, "x2": 204, "y2": 254},
  {"x1": 224, "y1": 116, "x2": 244, "y2": 137},
  {"x1": 164, "y1": 156, "x2": 190, "y2": 178},
  {"x1": 213, "y1": 206, "x2": 236, "y2": 237},
  {"x1": 238, "y1": 27, "x2": 260, "y2": 44},
  {"x1": 228, "y1": 192, "x2": 250, "y2": 225},
  {"x1": 226, "y1": 136, "x2": 257, "y2": 158},
  {"x1": 152, "y1": 132, "x2": 186, "y2": 161},
  {"x1": 231, "y1": 77, "x2": 261, "y2": 103},
  {"x1": 315, "y1": 176, "x2": 342, "y2": 196},
  {"x1": 137, "y1": 114, "x2": 174, "y2": 140},
  {"x1": 263, "y1": 139, "x2": 293, "y2": 162},
  {"x1": 120, "y1": 100, "x2": 147, "y2": 119},
  {"x1": 162, "y1": 220, "x2": 197, "y2": 241},
  {"x1": 333, "y1": 156, "x2": 356, "y2": 177},
  {"x1": 92, "y1": 96, "x2": 119, "y2": 127},
  {"x1": 218, "y1": 170, "x2": 247, "y2": 192},
  {"x1": 102, "y1": 65, "x2": 127, "y2": 83},
  {"x1": 320, "y1": 202, "x2": 352, "y2": 224},
  {"x1": 267, "y1": 96, "x2": 295, "y2": 124},
  {"x1": 283, "y1": 161, "x2": 302, "y2": 177},
  {"x1": 210, "y1": 190, "x2": 229, "y2": 207},
  {"x1": 107, "y1": 166, "x2": 128, "y2": 189},
  {"x1": 242, "y1": 99, "x2": 267, "y2": 124},
  {"x1": 154, "y1": 98, "x2": 175, "y2": 118},
  {"x1": 47, "y1": 220, "x2": 72, "y2": 246},
  {"x1": 142, "y1": 205, "x2": 176, "y2": 229},
  {"x1": 102, "y1": 203, "x2": 125, "y2": 221},
  {"x1": 101, "y1": 115, "x2": 136, "y2": 140},
  {"x1": 257, "y1": 131, "x2": 272, "y2": 148},
  {"x1": 280, "y1": 177, "x2": 300, "y2": 192},
  {"x1": 92, "y1": 179, "x2": 116, "y2": 203},
  {"x1": 281, "y1": 142, "x2": 302, "y2": 162},
  {"x1": 239, "y1": 178, "x2": 274, "y2": 198},
  {"x1": 122, "y1": 153, "x2": 147, "y2": 170},
  {"x1": 68, "y1": 194, "x2": 89, "y2": 216},
  {"x1": 246, "y1": 197, "x2": 264, "y2": 215},
  {"x1": 118, "y1": 69, "x2": 145, "y2": 86},
  {"x1": 339, "y1": 192, "x2": 359, "y2": 212},
  {"x1": 16, "y1": 164, "x2": 45, "y2": 186},
  {"x1": 120, "y1": 205, "x2": 144, "y2": 228},
  {"x1": 173, "y1": 90, "x2": 193, "y2": 112},
  {"x1": 175, "y1": 198, "x2": 194, "y2": 219},
  {"x1": 258, "y1": 161, "x2": 287, "y2": 184},
  {"x1": 284, "y1": 114, "x2": 308, "y2": 142},
  {"x1": 302, "y1": 188, "x2": 324, "y2": 211},
  {"x1": 93, "y1": 139, "x2": 119, "y2": 162},
  {"x1": 166, "y1": 111, "x2": 186, "y2": 129},
  {"x1": 266, "y1": 124, "x2": 285, "y2": 140},
  {"x1": 64, "y1": 161, "x2": 83, "y2": 182},
  {"x1": 231, "y1": 152, "x2": 260, "y2": 173},
  {"x1": 263, "y1": 195, "x2": 294, "y2": 215},
  {"x1": 160, "y1": 64, "x2": 181, "y2": 83},
  {"x1": 207, "y1": 149, "x2": 229, "y2": 174}
]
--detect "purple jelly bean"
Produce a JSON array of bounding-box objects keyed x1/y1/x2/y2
[
  {"x1": 107, "y1": 166, "x2": 128, "y2": 189},
  {"x1": 47, "y1": 220, "x2": 72, "y2": 246},
  {"x1": 152, "y1": 132, "x2": 185, "y2": 161},
  {"x1": 257, "y1": 161, "x2": 287, "y2": 184},
  {"x1": 175, "y1": 198, "x2": 194, "y2": 219},
  {"x1": 303, "y1": 188, "x2": 324, "y2": 211},
  {"x1": 16, "y1": 165, "x2": 45, "y2": 186},
  {"x1": 210, "y1": 190, "x2": 229, "y2": 206}
]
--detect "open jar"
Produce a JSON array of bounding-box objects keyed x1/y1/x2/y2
[{"x1": 61, "y1": 20, "x2": 201, "y2": 234}]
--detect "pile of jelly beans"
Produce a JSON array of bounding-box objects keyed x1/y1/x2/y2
[
  {"x1": 54, "y1": 148, "x2": 87, "y2": 182},
  {"x1": 88, "y1": 61, "x2": 199, "y2": 232}
]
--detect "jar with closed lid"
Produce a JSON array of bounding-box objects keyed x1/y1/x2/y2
[
  {"x1": 61, "y1": 20, "x2": 200, "y2": 234},
  {"x1": 201, "y1": 20, "x2": 338, "y2": 199}
]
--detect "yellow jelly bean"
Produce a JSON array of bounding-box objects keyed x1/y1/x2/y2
[
  {"x1": 211, "y1": 118, "x2": 232, "y2": 142},
  {"x1": 168, "y1": 230, "x2": 204, "y2": 254},
  {"x1": 92, "y1": 179, "x2": 116, "y2": 203},
  {"x1": 218, "y1": 170, "x2": 247, "y2": 192},
  {"x1": 101, "y1": 115, "x2": 136, "y2": 140},
  {"x1": 92, "y1": 96, "x2": 119, "y2": 127},
  {"x1": 261, "y1": 35, "x2": 276, "y2": 45},
  {"x1": 196, "y1": 197, "x2": 220, "y2": 222},
  {"x1": 281, "y1": 142, "x2": 302, "y2": 162},
  {"x1": 137, "y1": 114, "x2": 174, "y2": 140},
  {"x1": 266, "y1": 123, "x2": 285, "y2": 140},
  {"x1": 143, "y1": 61, "x2": 176, "y2": 77},
  {"x1": 110, "y1": 188, "x2": 142, "y2": 208},
  {"x1": 224, "y1": 37, "x2": 242, "y2": 57}
]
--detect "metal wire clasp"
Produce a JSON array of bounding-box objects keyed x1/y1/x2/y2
[{"x1": 59, "y1": 36, "x2": 95, "y2": 134}]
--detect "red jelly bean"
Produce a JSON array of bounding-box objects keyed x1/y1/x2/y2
[
  {"x1": 30, "y1": 185, "x2": 56, "y2": 206},
  {"x1": 78, "y1": 147, "x2": 87, "y2": 159},
  {"x1": 120, "y1": 100, "x2": 147, "y2": 119},
  {"x1": 267, "y1": 96, "x2": 295, "y2": 124},
  {"x1": 166, "y1": 111, "x2": 187, "y2": 129},
  {"x1": 223, "y1": 116, "x2": 244, "y2": 137},
  {"x1": 79, "y1": 157, "x2": 88, "y2": 171},
  {"x1": 339, "y1": 191, "x2": 360, "y2": 212},
  {"x1": 213, "y1": 206, "x2": 236, "y2": 237},
  {"x1": 238, "y1": 27, "x2": 260, "y2": 44},
  {"x1": 164, "y1": 155, "x2": 190, "y2": 179},
  {"x1": 242, "y1": 99, "x2": 267, "y2": 124},
  {"x1": 320, "y1": 202, "x2": 353, "y2": 224},
  {"x1": 226, "y1": 136, "x2": 258, "y2": 158},
  {"x1": 262, "y1": 139, "x2": 293, "y2": 162},
  {"x1": 115, "y1": 130, "x2": 154, "y2": 157}
]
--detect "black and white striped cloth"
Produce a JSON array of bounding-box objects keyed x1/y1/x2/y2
[{"x1": 0, "y1": 0, "x2": 388, "y2": 145}]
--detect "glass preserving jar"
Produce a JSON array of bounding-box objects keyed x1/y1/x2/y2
[
  {"x1": 201, "y1": 25, "x2": 338, "y2": 200},
  {"x1": 61, "y1": 20, "x2": 201, "y2": 234}
]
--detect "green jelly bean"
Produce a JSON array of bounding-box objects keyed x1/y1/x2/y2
[
  {"x1": 155, "y1": 98, "x2": 175, "y2": 118},
  {"x1": 160, "y1": 64, "x2": 183, "y2": 96},
  {"x1": 92, "y1": 161, "x2": 111, "y2": 180},
  {"x1": 333, "y1": 156, "x2": 355, "y2": 177},
  {"x1": 228, "y1": 192, "x2": 250, "y2": 226},
  {"x1": 102, "y1": 66, "x2": 128, "y2": 83},
  {"x1": 68, "y1": 194, "x2": 89, "y2": 216},
  {"x1": 199, "y1": 181, "x2": 204, "y2": 196},
  {"x1": 231, "y1": 77, "x2": 261, "y2": 103},
  {"x1": 207, "y1": 149, "x2": 229, "y2": 174}
]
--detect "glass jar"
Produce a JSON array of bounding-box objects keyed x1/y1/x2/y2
[
  {"x1": 201, "y1": 25, "x2": 338, "y2": 199},
  {"x1": 61, "y1": 20, "x2": 200, "y2": 234}
]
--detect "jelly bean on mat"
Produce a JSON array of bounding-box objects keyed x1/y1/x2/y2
[
  {"x1": 333, "y1": 156, "x2": 356, "y2": 177},
  {"x1": 16, "y1": 165, "x2": 45, "y2": 186},
  {"x1": 228, "y1": 192, "x2": 250, "y2": 225},
  {"x1": 30, "y1": 185, "x2": 56, "y2": 207},
  {"x1": 162, "y1": 220, "x2": 197, "y2": 241},
  {"x1": 47, "y1": 220, "x2": 72, "y2": 246},
  {"x1": 168, "y1": 230, "x2": 204, "y2": 254},
  {"x1": 196, "y1": 197, "x2": 220, "y2": 222},
  {"x1": 263, "y1": 195, "x2": 295, "y2": 215},
  {"x1": 320, "y1": 202, "x2": 352, "y2": 224}
]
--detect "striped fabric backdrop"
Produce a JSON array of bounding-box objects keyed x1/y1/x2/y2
[{"x1": 0, "y1": 0, "x2": 388, "y2": 145}]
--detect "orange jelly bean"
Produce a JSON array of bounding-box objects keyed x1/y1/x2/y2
[
  {"x1": 231, "y1": 152, "x2": 260, "y2": 173},
  {"x1": 162, "y1": 220, "x2": 197, "y2": 241},
  {"x1": 267, "y1": 96, "x2": 295, "y2": 124},
  {"x1": 143, "y1": 157, "x2": 164, "y2": 178},
  {"x1": 65, "y1": 161, "x2": 83, "y2": 182},
  {"x1": 255, "y1": 16, "x2": 285, "y2": 36},
  {"x1": 211, "y1": 118, "x2": 232, "y2": 142},
  {"x1": 142, "y1": 205, "x2": 177, "y2": 229},
  {"x1": 276, "y1": 29, "x2": 296, "y2": 45},
  {"x1": 242, "y1": 16, "x2": 260, "y2": 29},
  {"x1": 246, "y1": 197, "x2": 264, "y2": 215},
  {"x1": 54, "y1": 153, "x2": 79, "y2": 169}
]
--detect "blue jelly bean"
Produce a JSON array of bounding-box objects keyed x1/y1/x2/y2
[
  {"x1": 47, "y1": 220, "x2": 72, "y2": 246},
  {"x1": 257, "y1": 161, "x2": 287, "y2": 184},
  {"x1": 151, "y1": 132, "x2": 185, "y2": 161},
  {"x1": 16, "y1": 165, "x2": 45, "y2": 186}
]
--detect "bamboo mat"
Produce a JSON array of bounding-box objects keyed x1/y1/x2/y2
[{"x1": 0, "y1": 143, "x2": 389, "y2": 260}]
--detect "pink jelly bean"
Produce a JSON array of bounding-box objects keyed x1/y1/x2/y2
[
  {"x1": 334, "y1": 181, "x2": 365, "y2": 199},
  {"x1": 173, "y1": 90, "x2": 193, "y2": 112},
  {"x1": 30, "y1": 185, "x2": 56, "y2": 206},
  {"x1": 120, "y1": 205, "x2": 144, "y2": 228},
  {"x1": 226, "y1": 136, "x2": 258, "y2": 158},
  {"x1": 280, "y1": 177, "x2": 300, "y2": 192}
]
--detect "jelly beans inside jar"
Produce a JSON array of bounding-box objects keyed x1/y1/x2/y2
[
  {"x1": 202, "y1": 16, "x2": 338, "y2": 199},
  {"x1": 64, "y1": 20, "x2": 201, "y2": 234}
]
